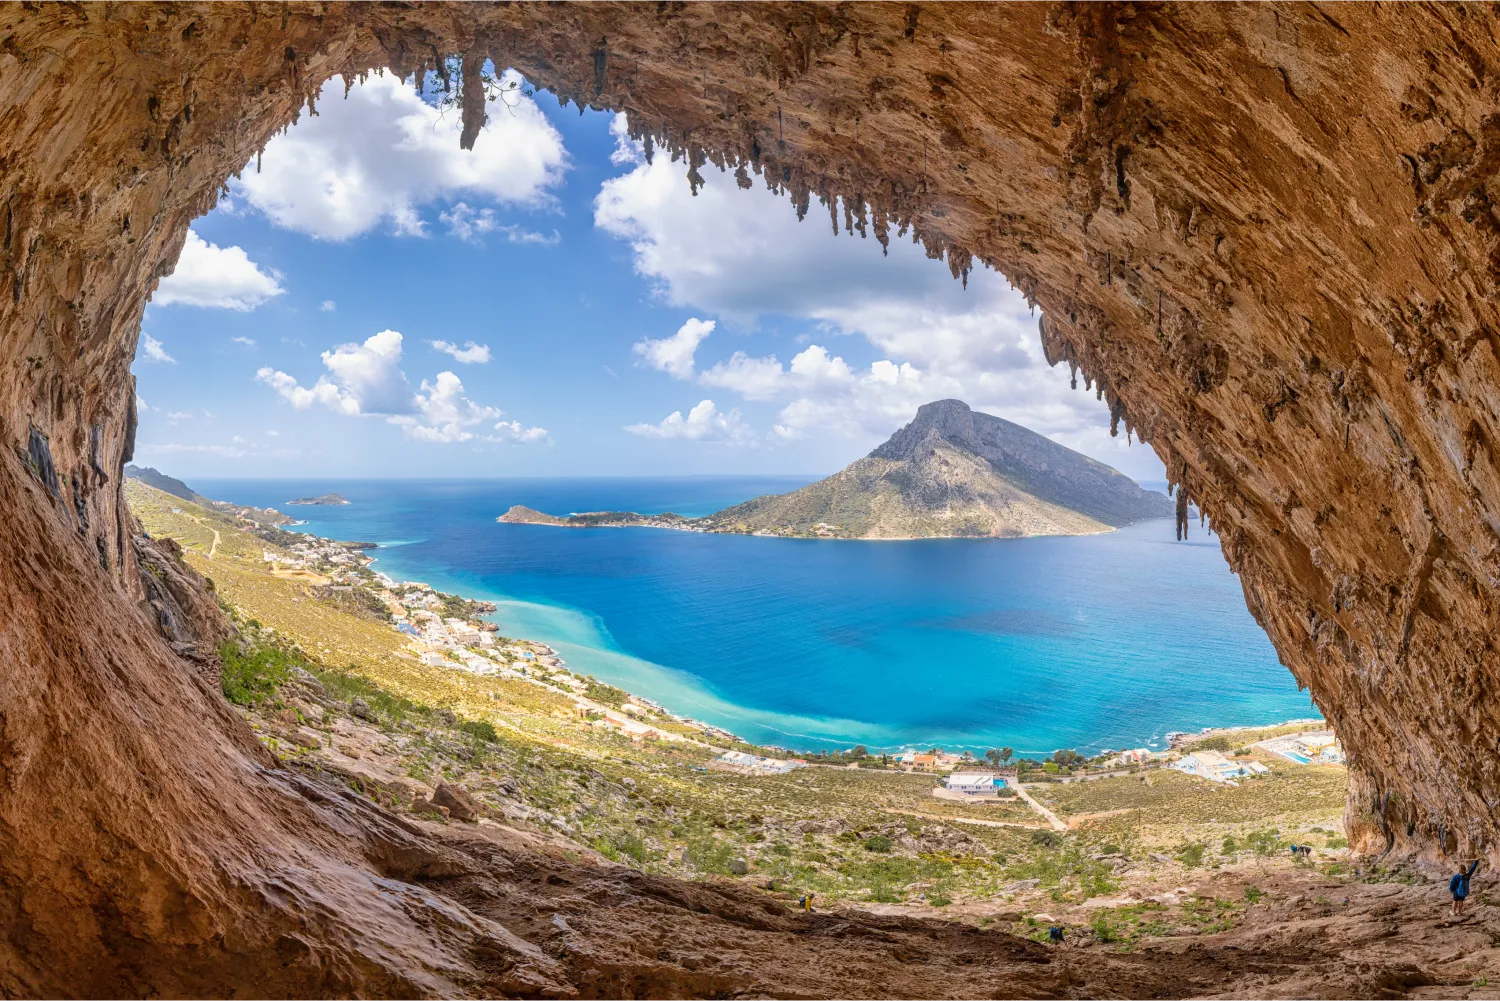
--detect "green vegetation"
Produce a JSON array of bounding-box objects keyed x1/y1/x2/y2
[
  {"x1": 461, "y1": 719, "x2": 499, "y2": 743},
  {"x1": 219, "y1": 639, "x2": 296, "y2": 707},
  {"x1": 1176, "y1": 841, "x2": 1207, "y2": 867},
  {"x1": 584, "y1": 678, "x2": 630, "y2": 707}
]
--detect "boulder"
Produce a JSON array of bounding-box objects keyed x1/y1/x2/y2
[
  {"x1": 288, "y1": 729, "x2": 322, "y2": 750},
  {"x1": 432, "y1": 782, "x2": 478, "y2": 822},
  {"x1": 408, "y1": 797, "x2": 450, "y2": 820},
  {"x1": 349, "y1": 698, "x2": 377, "y2": 723},
  {"x1": 728, "y1": 858, "x2": 749, "y2": 875}
]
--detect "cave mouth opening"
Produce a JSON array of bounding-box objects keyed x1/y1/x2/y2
[{"x1": 134, "y1": 50, "x2": 1308, "y2": 759}]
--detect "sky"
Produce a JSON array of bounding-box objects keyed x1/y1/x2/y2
[{"x1": 132, "y1": 68, "x2": 1167, "y2": 483}]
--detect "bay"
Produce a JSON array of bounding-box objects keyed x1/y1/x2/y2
[{"x1": 193, "y1": 477, "x2": 1316, "y2": 755}]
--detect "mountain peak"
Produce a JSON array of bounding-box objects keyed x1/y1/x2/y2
[{"x1": 503, "y1": 401, "x2": 1171, "y2": 540}]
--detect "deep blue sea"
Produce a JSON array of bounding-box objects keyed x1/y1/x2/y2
[{"x1": 194, "y1": 477, "x2": 1315, "y2": 755}]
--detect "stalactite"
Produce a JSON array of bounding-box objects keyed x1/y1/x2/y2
[{"x1": 1175, "y1": 459, "x2": 1190, "y2": 541}]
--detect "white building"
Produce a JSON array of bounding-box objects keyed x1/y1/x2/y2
[
  {"x1": 943, "y1": 771, "x2": 1009, "y2": 796},
  {"x1": 1172, "y1": 750, "x2": 1269, "y2": 784},
  {"x1": 709, "y1": 750, "x2": 807, "y2": 775}
]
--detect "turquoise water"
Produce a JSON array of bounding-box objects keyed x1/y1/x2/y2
[{"x1": 194, "y1": 477, "x2": 1315, "y2": 755}]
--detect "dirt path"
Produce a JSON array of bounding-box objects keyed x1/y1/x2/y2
[
  {"x1": 1012, "y1": 782, "x2": 1068, "y2": 831},
  {"x1": 1066, "y1": 808, "x2": 1134, "y2": 828},
  {"x1": 208, "y1": 529, "x2": 220, "y2": 560}
]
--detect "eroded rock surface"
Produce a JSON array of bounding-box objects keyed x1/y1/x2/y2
[{"x1": 5, "y1": 1, "x2": 1500, "y2": 994}]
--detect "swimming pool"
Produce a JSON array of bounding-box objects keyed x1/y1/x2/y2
[{"x1": 1285, "y1": 752, "x2": 1311, "y2": 763}]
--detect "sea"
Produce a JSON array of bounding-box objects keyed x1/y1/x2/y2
[{"x1": 194, "y1": 476, "x2": 1317, "y2": 756}]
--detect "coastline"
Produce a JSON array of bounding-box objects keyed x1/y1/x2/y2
[
  {"x1": 166, "y1": 471, "x2": 1304, "y2": 760},
  {"x1": 322, "y1": 519, "x2": 1322, "y2": 758},
  {"x1": 497, "y1": 506, "x2": 1122, "y2": 542}
]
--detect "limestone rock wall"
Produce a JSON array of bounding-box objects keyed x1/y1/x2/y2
[{"x1": 4, "y1": 0, "x2": 1500, "y2": 990}]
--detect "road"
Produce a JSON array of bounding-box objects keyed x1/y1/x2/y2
[{"x1": 1012, "y1": 782, "x2": 1068, "y2": 832}]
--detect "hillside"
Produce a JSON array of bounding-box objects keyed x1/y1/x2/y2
[
  {"x1": 124, "y1": 464, "x2": 208, "y2": 504},
  {"x1": 125, "y1": 465, "x2": 295, "y2": 529},
  {"x1": 501, "y1": 400, "x2": 1171, "y2": 540}
]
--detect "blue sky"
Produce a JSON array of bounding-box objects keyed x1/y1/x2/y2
[{"x1": 132, "y1": 69, "x2": 1166, "y2": 483}]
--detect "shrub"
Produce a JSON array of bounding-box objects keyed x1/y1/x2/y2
[
  {"x1": 1031, "y1": 830, "x2": 1061, "y2": 848},
  {"x1": 1222, "y1": 835, "x2": 1239, "y2": 854},
  {"x1": 1176, "y1": 842, "x2": 1206, "y2": 868},
  {"x1": 1246, "y1": 828, "x2": 1284, "y2": 856},
  {"x1": 313, "y1": 666, "x2": 426, "y2": 725},
  {"x1": 1091, "y1": 912, "x2": 1118, "y2": 943},
  {"x1": 863, "y1": 834, "x2": 894, "y2": 853},
  {"x1": 460, "y1": 719, "x2": 499, "y2": 743},
  {"x1": 1243, "y1": 886, "x2": 1265, "y2": 904},
  {"x1": 219, "y1": 640, "x2": 294, "y2": 707},
  {"x1": 1195, "y1": 736, "x2": 1233, "y2": 751}
]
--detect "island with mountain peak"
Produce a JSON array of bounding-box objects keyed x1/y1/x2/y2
[{"x1": 499, "y1": 399, "x2": 1172, "y2": 540}]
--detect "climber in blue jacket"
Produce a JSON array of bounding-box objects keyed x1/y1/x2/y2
[{"x1": 1450, "y1": 859, "x2": 1480, "y2": 916}]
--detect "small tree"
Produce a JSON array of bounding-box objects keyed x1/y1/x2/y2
[
  {"x1": 1000, "y1": 747, "x2": 1014, "y2": 764},
  {"x1": 1052, "y1": 748, "x2": 1084, "y2": 769},
  {"x1": 850, "y1": 744, "x2": 868, "y2": 759},
  {"x1": 985, "y1": 748, "x2": 1003, "y2": 768}
]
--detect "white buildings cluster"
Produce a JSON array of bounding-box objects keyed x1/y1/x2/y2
[
  {"x1": 709, "y1": 750, "x2": 808, "y2": 775},
  {"x1": 1171, "y1": 749, "x2": 1270, "y2": 785}
]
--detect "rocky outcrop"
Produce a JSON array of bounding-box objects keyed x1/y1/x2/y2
[
  {"x1": 6, "y1": 0, "x2": 1500, "y2": 993},
  {"x1": 133, "y1": 531, "x2": 233, "y2": 677}
]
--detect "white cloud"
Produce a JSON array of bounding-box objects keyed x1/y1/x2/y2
[
  {"x1": 625, "y1": 399, "x2": 752, "y2": 442},
  {"x1": 265, "y1": 429, "x2": 280, "y2": 437},
  {"x1": 440, "y1": 203, "x2": 561, "y2": 246},
  {"x1": 595, "y1": 137, "x2": 1164, "y2": 478},
  {"x1": 231, "y1": 336, "x2": 257, "y2": 347},
  {"x1": 494, "y1": 420, "x2": 550, "y2": 444},
  {"x1": 440, "y1": 202, "x2": 498, "y2": 243},
  {"x1": 140, "y1": 334, "x2": 175, "y2": 364},
  {"x1": 320, "y1": 300, "x2": 336, "y2": 312},
  {"x1": 154, "y1": 230, "x2": 284, "y2": 310},
  {"x1": 428, "y1": 339, "x2": 492, "y2": 364},
  {"x1": 319, "y1": 329, "x2": 413, "y2": 414},
  {"x1": 166, "y1": 411, "x2": 193, "y2": 425},
  {"x1": 699, "y1": 352, "x2": 792, "y2": 402},
  {"x1": 390, "y1": 371, "x2": 500, "y2": 443},
  {"x1": 235, "y1": 69, "x2": 567, "y2": 241},
  {"x1": 256, "y1": 329, "x2": 540, "y2": 445},
  {"x1": 608, "y1": 112, "x2": 643, "y2": 166},
  {"x1": 135, "y1": 395, "x2": 150, "y2": 412},
  {"x1": 632, "y1": 317, "x2": 714, "y2": 380}
]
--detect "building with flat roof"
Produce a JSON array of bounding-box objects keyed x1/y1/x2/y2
[
  {"x1": 943, "y1": 771, "x2": 1008, "y2": 795},
  {"x1": 1172, "y1": 750, "x2": 1269, "y2": 784},
  {"x1": 710, "y1": 750, "x2": 807, "y2": 775}
]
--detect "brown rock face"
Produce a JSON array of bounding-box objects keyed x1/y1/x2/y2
[{"x1": 5, "y1": 0, "x2": 1500, "y2": 993}]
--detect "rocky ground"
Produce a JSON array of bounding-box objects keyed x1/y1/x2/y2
[{"x1": 238, "y1": 651, "x2": 1500, "y2": 998}]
